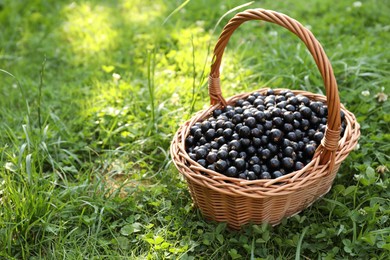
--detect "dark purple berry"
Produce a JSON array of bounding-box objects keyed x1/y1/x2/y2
[
  {"x1": 238, "y1": 172, "x2": 247, "y2": 179},
  {"x1": 269, "y1": 157, "x2": 280, "y2": 169},
  {"x1": 272, "y1": 117, "x2": 284, "y2": 128},
  {"x1": 228, "y1": 140, "x2": 241, "y2": 150},
  {"x1": 272, "y1": 171, "x2": 283, "y2": 178},
  {"x1": 261, "y1": 149, "x2": 271, "y2": 160},
  {"x1": 225, "y1": 166, "x2": 238, "y2": 177},
  {"x1": 197, "y1": 159, "x2": 207, "y2": 167},
  {"x1": 185, "y1": 136, "x2": 195, "y2": 147},
  {"x1": 251, "y1": 164, "x2": 261, "y2": 175},
  {"x1": 215, "y1": 159, "x2": 228, "y2": 172},
  {"x1": 295, "y1": 161, "x2": 305, "y2": 171},
  {"x1": 205, "y1": 129, "x2": 215, "y2": 141},
  {"x1": 231, "y1": 114, "x2": 243, "y2": 124},
  {"x1": 239, "y1": 126, "x2": 251, "y2": 138},
  {"x1": 246, "y1": 146, "x2": 256, "y2": 156},
  {"x1": 252, "y1": 137, "x2": 262, "y2": 147},
  {"x1": 222, "y1": 128, "x2": 233, "y2": 139},
  {"x1": 229, "y1": 150, "x2": 238, "y2": 160},
  {"x1": 207, "y1": 164, "x2": 215, "y2": 171},
  {"x1": 260, "y1": 172, "x2": 272, "y2": 179},
  {"x1": 234, "y1": 158, "x2": 246, "y2": 170},
  {"x1": 195, "y1": 148, "x2": 207, "y2": 160},
  {"x1": 281, "y1": 157, "x2": 294, "y2": 170},
  {"x1": 269, "y1": 129, "x2": 283, "y2": 143},
  {"x1": 249, "y1": 156, "x2": 260, "y2": 165},
  {"x1": 299, "y1": 106, "x2": 312, "y2": 119},
  {"x1": 297, "y1": 95, "x2": 310, "y2": 106},
  {"x1": 240, "y1": 138, "x2": 251, "y2": 147},
  {"x1": 313, "y1": 132, "x2": 324, "y2": 142},
  {"x1": 264, "y1": 120, "x2": 273, "y2": 130},
  {"x1": 247, "y1": 171, "x2": 257, "y2": 180},
  {"x1": 213, "y1": 109, "x2": 222, "y2": 117},
  {"x1": 217, "y1": 149, "x2": 228, "y2": 160},
  {"x1": 245, "y1": 117, "x2": 257, "y2": 128},
  {"x1": 283, "y1": 123, "x2": 294, "y2": 133},
  {"x1": 303, "y1": 144, "x2": 316, "y2": 158},
  {"x1": 206, "y1": 152, "x2": 217, "y2": 163}
]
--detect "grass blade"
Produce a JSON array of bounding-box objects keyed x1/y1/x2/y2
[
  {"x1": 295, "y1": 226, "x2": 309, "y2": 260},
  {"x1": 163, "y1": 0, "x2": 190, "y2": 25}
]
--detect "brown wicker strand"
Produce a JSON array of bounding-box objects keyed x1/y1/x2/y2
[{"x1": 208, "y1": 76, "x2": 227, "y2": 106}]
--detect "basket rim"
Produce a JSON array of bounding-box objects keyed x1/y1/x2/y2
[{"x1": 170, "y1": 88, "x2": 360, "y2": 198}]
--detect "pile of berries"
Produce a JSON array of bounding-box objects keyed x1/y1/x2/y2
[{"x1": 185, "y1": 89, "x2": 346, "y2": 180}]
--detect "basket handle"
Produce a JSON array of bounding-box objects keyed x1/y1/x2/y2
[{"x1": 209, "y1": 8, "x2": 341, "y2": 165}]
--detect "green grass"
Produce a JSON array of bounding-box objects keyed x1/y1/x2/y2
[{"x1": 0, "y1": 0, "x2": 389, "y2": 259}]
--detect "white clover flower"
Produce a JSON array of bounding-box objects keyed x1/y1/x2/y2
[
  {"x1": 170, "y1": 92, "x2": 180, "y2": 106},
  {"x1": 358, "y1": 208, "x2": 367, "y2": 215},
  {"x1": 361, "y1": 90, "x2": 370, "y2": 96},
  {"x1": 353, "y1": 1, "x2": 362, "y2": 8},
  {"x1": 269, "y1": 31, "x2": 278, "y2": 37},
  {"x1": 112, "y1": 73, "x2": 121, "y2": 83},
  {"x1": 375, "y1": 92, "x2": 388, "y2": 102},
  {"x1": 376, "y1": 165, "x2": 388, "y2": 174},
  {"x1": 354, "y1": 143, "x2": 360, "y2": 151}
]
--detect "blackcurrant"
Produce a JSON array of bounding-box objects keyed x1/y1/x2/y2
[
  {"x1": 225, "y1": 166, "x2": 238, "y2": 177},
  {"x1": 215, "y1": 159, "x2": 228, "y2": 172}
]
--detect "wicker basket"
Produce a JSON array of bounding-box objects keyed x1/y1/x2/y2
[{"x1": 170, "y1": 9, "x2": 360, "y2": 229}]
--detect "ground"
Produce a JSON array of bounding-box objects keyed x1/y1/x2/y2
[{"x1": 0, "y1": 0, "x2": 389, "y2": 259}]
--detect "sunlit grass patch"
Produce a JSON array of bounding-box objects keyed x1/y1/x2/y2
[
  {"x1": 61, "y1": 2, "x2": 118, "y2": 63},
  {"x1": 120, "y1": 0, "x2": 166, "y2": 24}
]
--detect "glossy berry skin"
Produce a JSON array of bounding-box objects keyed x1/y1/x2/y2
[
  {"x1": 217, "y1": 150, "x2": 228, "y2": 160},
  {"x1": 247, "y1": 171, "x2": 257, "y2": 180},
  {"x1": 245, "y1": 117, "x2": 257, "y2": 128},
  {"x1": 261, "y1": 149, "x2": 271, "y2": 160},
  {"x1": 269, "y1": 129, "x2": 283, "y2": 143},
  {"x1": 185, "y1": 136, "x2": 195, "y2": 147},
  {"x1": 238, "y1": 172, "x2": 247, "y2": 179},
  {"x1": 197, "y1": 159, "x2": 207, "y2": 167},
  {"x1": 269, "y1": 157, "x2": 280, "y2": 170},
  {"x1": 225, "y1": 166, "x2": 238, "y2": 177},
  {"x1": 240, "y1": 138, "x2": 251, "y2": 148},
  {"x1": 251, "y1": 128, "x2": 262, "y2": 138},
  {"x1": 249, "y1": 156, "x2": 260, "y2": 165},
  {"x1": 239, "y1": 126, "x2": 251, "y2": 138},
  {"x1": 234, "y1": 158, "x2": 246, "y2": 171},
  {"x1": 201, "y1": 121, "x2": 211, "y2": 132},
  {"x1": 281, "y1": 157, "x2": 294, "y2": 170},
  {"x1": 195, "y1": 148, "x2": 208, "y2": 160},
  {"x1": 295, "y1": 161, "x2": 305, "y2": 171},
  {"x1": 205, "y1": 129, "x2": 215, "y2": 141},
  {"x1": 251, "y1": 164, "x2": 261, "y2": 175},
  {"x1": 272, "y1": 117, "x2": 284, "y2": 128},
  {"x1": 229, "y1": 150, "x2": 238, "y2": 160},
  {"x1": 313, "y1": 131, "x2": 324, "y2": 142},
  {"x1": 299, "y1": 106, "x2": 312, "y2": 119},
  {"x1": 206, "y1": 152, "x2": 218, "y2": 164},
  {"x1": 303, "y1": 144, "x2": 316, "y2": 158},
  {"x1": 228, "y1": 140, "x2": 241, "y2": 151},
  {"x1": 260, "y1": 172, "x2": 272, "y2": 179},
  {"x1": 215, "y1": 159, "x2": 228, "y2": 172},
  {"x1": 272, "y1": 171, "x2": 283, "y2": 178}
]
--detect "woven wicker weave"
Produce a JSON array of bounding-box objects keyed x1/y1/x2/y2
[{"x1": 170, "y1": 9, "x2": 360, "y2": 229}]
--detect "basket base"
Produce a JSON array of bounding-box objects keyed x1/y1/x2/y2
[{"x1": 186, "y1": 164, "x2": 339, "y2": 230}]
